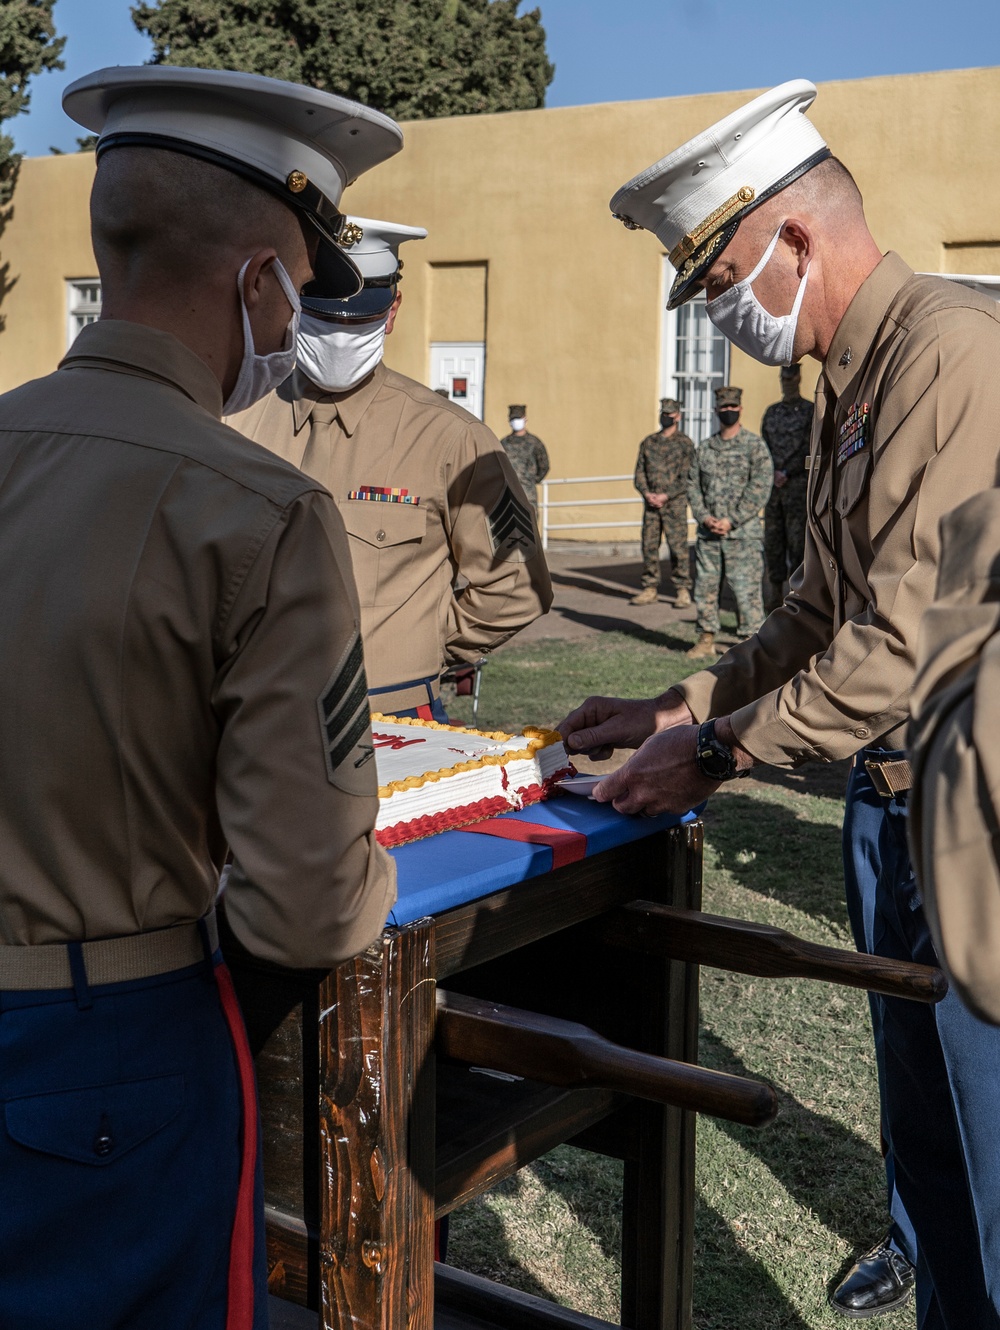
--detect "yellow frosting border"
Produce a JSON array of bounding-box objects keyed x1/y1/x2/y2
[{"x1": 370, "y1": 713, "x2": 563, "y2": 799}]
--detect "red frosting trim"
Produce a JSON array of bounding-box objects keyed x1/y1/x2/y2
[{"x1": 376, "y1": 767, "x2": 574, "y2": 848}]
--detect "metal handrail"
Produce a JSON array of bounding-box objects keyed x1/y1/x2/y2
[{"x1": 539, "y1": 474, "x2": 642, "y2": 551}]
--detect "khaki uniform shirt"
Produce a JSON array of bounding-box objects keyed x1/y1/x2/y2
[
  {"x1": 230, "y1": 364, "x2": 552, "y2": 713},
  {"x1": 909, "y1": 490, "x2": 1000, "y2": 1024},
  {"x1": 0, "y1": 321, "x2": 395, "y2": 965},
  {"x1": 675, "y1": 253, "x2": 1000, "y2": 766}
]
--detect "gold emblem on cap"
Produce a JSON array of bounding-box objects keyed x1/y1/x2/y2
[
  {"x1": 286, "y1": 170, "x2": 308, "y2": 194},
  {"x1": 337, "y1": 222, "x2": 365, "y2": 248},
  {"x1": 669, "y1": 185, "x2": 756, "y2": 268}
]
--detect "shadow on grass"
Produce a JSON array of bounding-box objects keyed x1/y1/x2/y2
[
  {"x1": 698, "y1": 1028, "x2": 888, "y2": 1252},
  {"x1": 447, "y1": 1171, "x2": 559, "y2": 1304},
  {"x1": 747, "y1": 759, "x2": 853, "y2": 803},
  {"x1": 694, "y1": 1200, "x2": 814, "y2": 1330},
  {"x1": 563, "y1": 560, "x2": 646, "y2": 592},
  {"x1": 551, "y1": 569, "x2": 693, "y2": 609},
  {"x1": 550, "y1": 569, "x2": 640, "y2": 600},
  {"x1": 702, "y1": 790, "x2": 849, "y2": 932},
  {"x1": 549, "y1": 604, "x2": 695, "y2": 654}
]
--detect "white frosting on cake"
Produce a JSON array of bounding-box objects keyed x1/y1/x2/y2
[{"x1": 371, "y1": 714, "x2": 572, "y2": 845}]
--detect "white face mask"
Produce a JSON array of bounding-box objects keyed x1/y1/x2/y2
[
  {"x1": 296, "y1": 312, "x2": 389, "y2": 393},
  {"x1": 222, "y1": 257, "x2": 301, "y2": 415},
  {"x1": 705, "y1": 225, "x2": 810, "y2": 367},
  {"x1": 509, "y1": 417, "x2": 527, "y2": 431}
]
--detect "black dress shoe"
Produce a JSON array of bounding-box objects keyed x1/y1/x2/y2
[{"x1": 831, "y1": 1238, "x2": 915, "y2": 1318}]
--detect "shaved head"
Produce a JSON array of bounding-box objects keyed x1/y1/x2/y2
[
  {"x1": 739, "y1": 157, "x2": 866, "y2": 251},
  {"x1": 91, "y1": 146, "x2": 307, "y2": 291}
]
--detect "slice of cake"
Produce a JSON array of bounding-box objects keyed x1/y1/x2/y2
[{"x1": 371, "y1": 713, "x2": 573, "y2": 847}]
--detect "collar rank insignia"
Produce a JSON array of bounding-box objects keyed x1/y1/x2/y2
[
  {"x1": 317, "y1": 631, "x2": 375, "y2": 795},
  {"x1": 488, "y1": 485, "x2": 536, "y2": 562},
  {"x1": 836, "y1": 401, "x2": 870, "y2": 466}
]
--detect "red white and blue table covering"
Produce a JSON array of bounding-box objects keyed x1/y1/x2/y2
[{"x1": 386, "y1": 797, "x2": 697, "y2": 927}]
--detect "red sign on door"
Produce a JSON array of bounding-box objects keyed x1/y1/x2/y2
[{"x1": 451, "y1": 377, "x2": 468, "y2": 399}]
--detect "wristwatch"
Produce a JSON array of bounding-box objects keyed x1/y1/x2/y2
[{"x1": 695, "y1": 720, "x2": 741, "y2": 782}]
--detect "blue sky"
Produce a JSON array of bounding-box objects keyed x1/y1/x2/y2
[{"x1": 12, "y1": 0, "x2": 1000, "y2": 157}]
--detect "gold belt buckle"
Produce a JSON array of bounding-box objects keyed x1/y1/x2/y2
[{"x1": 864, "y1": 757, "x2": 913, "y2": 798}]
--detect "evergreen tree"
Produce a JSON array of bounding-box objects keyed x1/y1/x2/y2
[
  {"x1": 130, "y1": 0, "x2": 554, "y2": 119},
  {"x1": 0, "y1": 0, "x2": 66, "y2": 206}
]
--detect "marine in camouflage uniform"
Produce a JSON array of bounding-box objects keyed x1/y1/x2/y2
[
  {"x1": 761, "y1": 364, "x2": 813, "y2": 611},
  {"x1": 499, "y1": 404, "x2": 549, "y2": 509},
  {"x1": 631, "y1": 397, "x2": 694, "y2": 605},
  {"x1": 687, "y1": 386, "x2": 773, "y2": 657}
]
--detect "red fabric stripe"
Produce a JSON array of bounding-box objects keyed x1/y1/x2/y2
[
  {"x1": 461, "y1": 817, "x2": 587, "y2": 869},
  {"x1": 214, "y1": 961, "x2": 258, "y2": 1330},
  {"x1": 415, "y1": 704, "x2": 436, "y2": 722}
]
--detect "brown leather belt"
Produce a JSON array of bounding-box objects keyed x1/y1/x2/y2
[
  {"x1": 864, "y1": 757, "x2": 913, "y2": 798},
  {"x1": 0, "y1": 911, "x2": 218, "y2": 992}
]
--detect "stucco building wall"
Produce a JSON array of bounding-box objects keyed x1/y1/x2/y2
[{"x1": 1, "y1": 66, "x2": 998, "y2": 535}]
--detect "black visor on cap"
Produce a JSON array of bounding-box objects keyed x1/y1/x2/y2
[
  {"x1": 95, "y1": 131, "x2": 363, "y2": 299},
  {"x1": 301, "y1": 261, "x2": 398, "y2": 320}
]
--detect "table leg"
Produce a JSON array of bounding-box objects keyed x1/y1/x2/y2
[
  {"x1": 317, "y1": 919, "x2": 437, "y2": 1330},
  {"x1": 621, "y1": 822, "x2": 702, "y2": 1330}
]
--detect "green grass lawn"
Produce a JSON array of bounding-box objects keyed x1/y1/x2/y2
[{"x1": 443, "y1": 630, "x2": 916, "y2": 1329}]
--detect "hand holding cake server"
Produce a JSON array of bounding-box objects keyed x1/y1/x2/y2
[{"x1": 561, "y1": 81, "x2": 1000, "y2": 1328}]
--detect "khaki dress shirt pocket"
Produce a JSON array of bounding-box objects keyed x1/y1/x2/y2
[
  {"x1": 835, "y1": 448, "x2": 873, "y2": 518},
  {"x1": 341, "y1": 501, "x2": 428, "y2": 606}
]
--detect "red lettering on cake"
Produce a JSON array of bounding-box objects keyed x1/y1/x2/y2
[{"x1": 372, "y1": 732, "x2": 427, "y2": 750}]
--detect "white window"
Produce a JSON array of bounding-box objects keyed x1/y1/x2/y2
[
  {"x1": 66, "y1": 279, "x2": 102, "y2": 349},
  {"x1": 660, "y1": 259, "x2": 730, "y2": 444},
  {"x1": 925, "y1": 272, "x2": 1000, "y2": 303},
  {"x1": 429, "y1": 342, "x2": 486, "y2": 420}
]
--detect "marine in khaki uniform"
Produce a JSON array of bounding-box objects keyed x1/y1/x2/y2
[
  {"x1": 230, "y1": 218, "x2": 551, "y2": 722},
  {"x1": 686, "y1": 386, "x2": 772, "y2": 657},
  {"x1": 563, "y1": 81, "x2": 1000, "y2": 1327},
  {"x1": 499, "y1": 404, "x2": 550, "y2": 510},
  {"x1": 909, "y1": 489, "x2": 1000, "y2": 1026},
  {"x1": 760, "y1": 364, "x2": 812, "y2": 610},
  {"x1": 0, "y1": 66, "x2": 400, "y2": 1329},
  {"x1": 630, "y1": 397, "x2": 694, "y2": 607}
]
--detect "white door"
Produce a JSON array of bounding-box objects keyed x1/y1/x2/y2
[{"x1": 430, "y1": 342, "x2": 486, "y2": 419}]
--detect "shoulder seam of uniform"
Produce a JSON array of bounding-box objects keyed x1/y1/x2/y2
[{"x1": 0, "y1": 419, "x2": 326, "y2": 511}]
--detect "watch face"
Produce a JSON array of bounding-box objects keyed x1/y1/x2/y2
[{"x1": 697, "y1": 733, "x2": 736, "y2": 781}]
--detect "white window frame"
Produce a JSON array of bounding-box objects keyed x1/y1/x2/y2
[
  {"x1": 66, "y1": 278, "x2": 102, "y2": 350},
  {"x1": 660, "y1": 257, "x2": 729, "y2": 445},
  {"x1": 924, "y1": 272, "x2": 1000, "y2": 302}
]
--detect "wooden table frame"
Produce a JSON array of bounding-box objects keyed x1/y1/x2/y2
[{"x1": 248, "y1": 819, "x2": 703, "y2": 1330}]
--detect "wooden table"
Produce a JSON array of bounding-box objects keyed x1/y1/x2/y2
[{"x1": 238, "y1": 803, "x2": 708, "y2": 1330}]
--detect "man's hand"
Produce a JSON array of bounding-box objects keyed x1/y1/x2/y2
[
  {"x1": 647, "y1": 491, "x2": 667, "y2": 509},
  {"x1": 773, "y1": 469, "x2": 787, "y2": 489},
  {"x1": 704, "y1": 516, "x2": 732, "y2": 535},
  {"x1": 558, "y1": 689, "x2": 693, "y2": 762},
  {"x1": 592, "y1": 713, "x2": 758, "y2": 815},
  {"x1": 592, "y1": 724, "x2": 718, "y2": 815}
]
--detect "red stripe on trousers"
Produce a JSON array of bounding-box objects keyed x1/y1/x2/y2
[{"x1": 214, "y1": 961, "x2": 258, "y2": 1330}]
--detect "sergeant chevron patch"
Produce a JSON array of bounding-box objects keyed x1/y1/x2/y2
[
  {"x1": 317, "y1": 632, "x2": 376, "y2": 795},
  {"x1": 488, "y1": 485, "x2": 536, "y2": 562}
]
